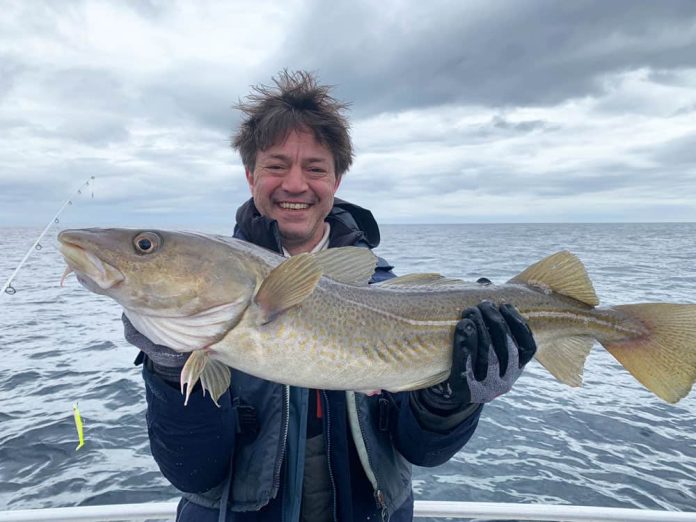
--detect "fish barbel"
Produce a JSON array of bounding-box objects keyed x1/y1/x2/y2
[{"x1": 57, "y1": 228, "x2": 696, "y2": 406}]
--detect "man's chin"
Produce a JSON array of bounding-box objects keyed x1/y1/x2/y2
[
  {"x1": 278, "y1": 228, "x2": 311, "y2": 244},
  {"x1": 278, "y1": 225, "x2": 320, "y2": 251}
]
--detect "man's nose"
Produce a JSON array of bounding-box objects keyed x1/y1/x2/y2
[{"x1": 281, "y1": 164, "x2": 308, "y2": 193}]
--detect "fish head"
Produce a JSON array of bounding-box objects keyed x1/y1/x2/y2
[{"x1": 57, "y1": 228, "x2": 258, "y2": 318}]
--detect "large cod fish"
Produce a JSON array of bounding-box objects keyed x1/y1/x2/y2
[{"x1": 58, "y1": 228, "x2": 696, "y2": 406}]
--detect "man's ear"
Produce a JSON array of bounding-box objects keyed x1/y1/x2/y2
[
  {"x1": 245, "y1": 168, "x2": 254, "y2": 191},
  {"x1": 333, "y1": 173, "x2": 342, "y2": 193}
]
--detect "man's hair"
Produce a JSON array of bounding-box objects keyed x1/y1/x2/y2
[{"x1": 232, "y1": 70, "x2": 354, "y2": 177}]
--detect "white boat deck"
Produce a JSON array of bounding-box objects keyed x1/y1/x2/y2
[{"x1": 1, "y1": 501, "x2": 695, "y2": 521}]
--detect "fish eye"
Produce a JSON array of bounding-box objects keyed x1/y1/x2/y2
[{"x1": 133, "y1": 232, "x2": 161, "y2": 255}]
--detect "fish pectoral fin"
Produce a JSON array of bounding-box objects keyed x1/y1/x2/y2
[
  {"x1": 254, "y1": 253, "x2": 323, "y2": 324},
  {"x1": 181, "y1": 351, "x2": 231, "y2": 407},
  {"x1": 507, "y1": 251, "x2": 599, "y2": 307},
  {"x1": 311, "y1": 247, "x2": 377, "y2": 286},
  {"x1": 535, "y1": 335, "x2": 593, "y2": 387}
]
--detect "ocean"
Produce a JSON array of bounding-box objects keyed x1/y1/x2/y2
[{"x1": 1, "y1": 223, "x2": 695, "y2": 518}]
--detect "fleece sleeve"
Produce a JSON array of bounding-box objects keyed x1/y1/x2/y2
[
  {"x1": 141, "y1": 363, "x2": 236, "y2": 493},
  {"x1": 389, "y1": 391, "x2": 483, "y2": 467}
]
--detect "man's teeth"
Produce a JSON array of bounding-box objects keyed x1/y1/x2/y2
[{"x1": 279, "y1": 202, "x2": 310, "y2": 210}]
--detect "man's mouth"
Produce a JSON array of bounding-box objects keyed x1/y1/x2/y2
[{"x1": 278, "y1": 202, "x2": 311, "y2": 210}]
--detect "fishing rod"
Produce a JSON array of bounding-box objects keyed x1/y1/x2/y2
[{"x1": 1, "y1": 176, "x2": 95, "y2": 296}]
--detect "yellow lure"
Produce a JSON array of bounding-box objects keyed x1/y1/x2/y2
[{"x1": 73, "y1": 402, "x2": 85, "y2": 450}]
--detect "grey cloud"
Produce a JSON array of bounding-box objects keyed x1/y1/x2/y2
[
  {"x1": 356, "y1": 114, "x2": 554, "y2": 155},
  {"x1": 122, "y1": 0, "x2": 172, "y2": 19},
  {"x1": 272, "y1": 0, "x2": 696, "y2": 113},
  {"x1": 0, "y1": 56, "x2": 24, "y2": 100},
  {"x1": 653, "y1": 132, "x2": 696, "y2": 166},
  {"x1": 0, "y1": 117, "x2": 33, "y2": 131},
  {"x1": 489, "y1": 116, "x2": 550, "y2": 133},
  {"x1": 47, "y1": 67, "x2": 128, "y2": 111},
  {"x1": 468, "y1": 163, "x2": 696, "y2": 200},
  {"x1": 54, "y1": 116, "x2": 130, "y2": 146},
  {"x1": 671, "y1": 104, "x2": 696, "y2": 117},
  {"x1": 141, "y1": 64, "x2": 246, "y2": 133},
  {"x1": 356, "y1": 159, "x2": 688, "y2": 203}
]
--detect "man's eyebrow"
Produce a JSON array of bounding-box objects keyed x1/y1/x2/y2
[
  {"x1": 261, "y1": 154, "x2": 330, "y2": 164},
  {"x1": 263, "y1": 153, "x2": 290, "y2": 161}
]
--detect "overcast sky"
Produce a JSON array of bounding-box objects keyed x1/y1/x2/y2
[{"x1": 1, "y1": 0, "x2": 696, "y2": 227}]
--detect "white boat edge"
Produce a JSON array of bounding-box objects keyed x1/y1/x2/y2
[{"x1": 1, "y1": 501, "x2": 695, "y2": 521}]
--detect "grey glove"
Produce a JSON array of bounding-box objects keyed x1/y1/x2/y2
[
  {"x1": 122, "y1": 314, "x2": 189, "y2": 382},
  {"x1": 418, "y1": 301, "x2": 537, "y2": 412}
]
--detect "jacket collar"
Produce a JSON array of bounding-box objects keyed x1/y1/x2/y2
[{"x1": 233, "y1": 197, "x2": 381, "y2": 253}]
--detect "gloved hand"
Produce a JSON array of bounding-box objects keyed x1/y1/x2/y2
[
  {"x1": 122, "y1": 314, "x2": 189, "y2": 382},
  {"x1": 419, "y1": 301, "x2": 537, "y2": 413}
]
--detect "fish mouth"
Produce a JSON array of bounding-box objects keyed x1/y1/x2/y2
[{"x1": 58, "y1": 240, "x2": 125, "y2": 290}]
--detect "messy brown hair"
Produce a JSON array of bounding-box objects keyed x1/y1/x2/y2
[{"x1": 232, "y1": 70, "x2": 354, "y2": 177}]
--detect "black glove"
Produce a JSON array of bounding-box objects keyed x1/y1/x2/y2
[
  {"x1": 419, "y1": 301, "x2": 537, "y2": 412},
  {"x1": 122, "y1": 314, "x2": 189, "y2": 382}
]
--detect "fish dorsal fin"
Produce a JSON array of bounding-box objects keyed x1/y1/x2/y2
[
  {"x1": 378, "y1": 273, "x2": 448, "y2": 287},
  {"x1": 507, "y1": 250, "x2": 599, "y2": 306},
  {"x1": 254, "y1": 253, "x2": 323, "y2": 323},
  {"x1": 312, "y1": 247, "x2": 377, "y2": 286},
  {"x1": 379, "y1": 273, "x2": 471, "y2": 289}
]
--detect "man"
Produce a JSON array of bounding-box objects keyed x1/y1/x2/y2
[{"x1": 124, "y1": 70, "x2": 537, "y2": 521}]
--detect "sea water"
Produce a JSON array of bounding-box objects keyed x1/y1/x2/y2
[{"x1": 1, "y1": 223, "x2": 695, "y2": 517}]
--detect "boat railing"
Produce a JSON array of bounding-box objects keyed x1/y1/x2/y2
[{"x1": 1, "y1": 501, "x2": 695, "y2": 521}]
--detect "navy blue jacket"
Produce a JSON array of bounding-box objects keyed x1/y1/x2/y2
[{"x1": 137, "y1": 199, "x2": 483, "y2": 521}]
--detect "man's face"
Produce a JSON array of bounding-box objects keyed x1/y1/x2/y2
[{"x1": 246, "y1": 129, "x2": 341, "y2": 255}]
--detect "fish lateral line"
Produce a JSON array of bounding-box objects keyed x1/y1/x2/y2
[{"x1": 523, "y1": 309, "x2": 649, "y2": 338}]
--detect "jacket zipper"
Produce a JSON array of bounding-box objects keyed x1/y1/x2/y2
[
  {"x1": 322, "y1": 391, "x2": 338, "y2": 522},
  {"x1": 346, "y1": 391, "x2": 388, "y2": 521},
  {"x1": 271, "y1": 384, "x2": 291, "y2": 494}
]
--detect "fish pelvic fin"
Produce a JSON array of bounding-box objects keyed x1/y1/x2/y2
[
  {"x1": 312, "y1": 247, "x2": 377, "y2": 286},
  {"x1": 508, "y1": 251, "x2": 599, "y2": 307},
  {"x1": 535, "y1": 335, "x2": 594, "y2": 387},
  {"x1": 602, "y1": 303, "x2": 696, "y2": 404},
  {"x1": 254, "y1": 253, "x2": 323, "y2": 324},
  {"x1": 181, "y1": 350, "x2": 231, "y2": 407}
]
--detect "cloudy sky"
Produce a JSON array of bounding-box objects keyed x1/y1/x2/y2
[{"x1": 1, "y1": 0, "x2": 696, "y2": 227}]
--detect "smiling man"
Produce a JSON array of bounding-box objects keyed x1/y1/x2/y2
[
  {"x1": 245, "y1": 129, "x2": 341, "y2": 255},
  {"x1": 123, "y1": 70, "x2": 537, "y2": 521}
]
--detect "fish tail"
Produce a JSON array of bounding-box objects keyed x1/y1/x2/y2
[
  {"x1": 181, "y1": 350, "x2": 231, "y2": 407},
  {"x1": 601, "y1": 303, "x2": 696, "y2": 403}
]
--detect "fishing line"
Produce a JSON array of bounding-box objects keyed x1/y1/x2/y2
[{"x1": 1, "y1": 176, "x2": 95, "y2": 296}]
